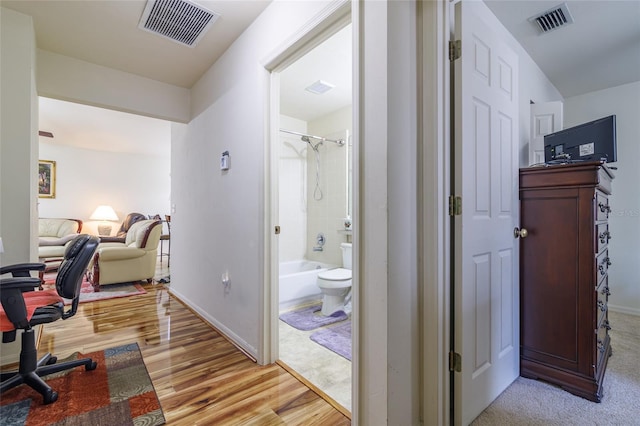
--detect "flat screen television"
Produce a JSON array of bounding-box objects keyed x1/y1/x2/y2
[{"x1": 544, "y1": 115, "x2": 617, "y2": 164}]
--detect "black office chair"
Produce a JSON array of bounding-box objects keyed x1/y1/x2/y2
[{"x1": 0, "y1": 234, "x2": 99, "y2": 404}]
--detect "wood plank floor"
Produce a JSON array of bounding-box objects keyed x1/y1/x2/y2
[{"x1": 36, "y1": 283, "x2": 351, "y2": 425}]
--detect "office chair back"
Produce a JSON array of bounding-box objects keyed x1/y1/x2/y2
[{"x1": 55, "y1": 234, "x2": 99, "y2": 318}]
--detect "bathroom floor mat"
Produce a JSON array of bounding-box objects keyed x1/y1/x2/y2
[
  {"x1": 279, "y1": 303, "x2": 347, "y2": 331},
  {"x1": 310, "y1": 320, "x2": 352, "y2": 361}
]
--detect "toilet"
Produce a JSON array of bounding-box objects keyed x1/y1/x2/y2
[{"x1": 317, "y1": 243, "x2": 352, "y2": 316}]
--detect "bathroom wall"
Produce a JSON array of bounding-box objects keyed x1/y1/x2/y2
[
  {"x1": 279, "y1": 115, "x2": 308, "y2": 262},
  {"x1": 306, "y1": 105, "x2": 352, "y2": 266}
]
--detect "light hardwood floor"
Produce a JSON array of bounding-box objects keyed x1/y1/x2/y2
[{"x1": 36, "y1": 281, "x2": 351, "y2": 425}]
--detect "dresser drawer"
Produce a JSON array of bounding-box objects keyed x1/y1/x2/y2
[
  {"x1": 596, "y1": 249, "x2": 610, "y2": 284},
  {"x1": 595, "y1": 191, "x2": 610, "y2": 221},
  {"x1": 595, "y1": 319, "x2": 609, "y2": 373},
  {"x1": 596, "y1": 223, "x2": 610, "y2": 253},
  {"x1": 596, "y1": 275, "x2": 609, "y2": 326}
]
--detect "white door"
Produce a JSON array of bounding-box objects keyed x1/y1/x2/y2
[
  {"x1": 453, "y1": 2, "x2": 520, "y2": 424},
  {"x1": 529, "y1": 101, "x2": 563, "y2": 165}
]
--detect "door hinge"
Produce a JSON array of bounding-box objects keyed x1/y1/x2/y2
[
  {"x1": 449, "y1": 351, "x2": 462, "y2": 372},
  {"x1": 448, "y1": 195, "x2": 462, "y2": 216},
  {"x1": 449, "y1": 40, "x2": 461, "y2": 61}
]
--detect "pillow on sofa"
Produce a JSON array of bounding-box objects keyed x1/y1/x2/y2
[{"x1": 38, "y1": 234, "x2": 78, "y2": 246}]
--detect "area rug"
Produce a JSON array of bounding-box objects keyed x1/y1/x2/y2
[
  {"x1": 42, "y1": 272, "x2": 146, "y2": 305},
  {"x1": 279, "y1": 303, "x2": 348, "y2": 331},
  {"x1": 310, "y1": 320, "x2": 352, "y2": 361},
  {"x1": 0, "y1": 342, "x2": 165, "y2": 426}
]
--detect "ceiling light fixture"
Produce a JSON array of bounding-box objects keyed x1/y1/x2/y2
[{"x1": 305, "y1": 80, "x2": 335, "y2": 95}]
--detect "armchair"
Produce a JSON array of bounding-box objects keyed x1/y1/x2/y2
[
  {"x1": 88, "y1": 219, "x2": 162, "y2": 289},
  {"x1": 98, "y1": 212, "x2": 146, "y2": 243},
  {"x1": 38, "y1": 218, "x2": 83, "y2": 260},
  {"x1": 0, "y1": 234, "x2": 99, "y2": 404}
]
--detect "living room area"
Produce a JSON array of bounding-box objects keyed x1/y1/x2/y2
[{"x1": 37, "y1": 96, "x2": 172, "y2": 239}]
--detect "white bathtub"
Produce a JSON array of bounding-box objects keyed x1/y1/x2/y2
[{"x1": 279, "y1": 260, "x2": 336, "y2": 309}]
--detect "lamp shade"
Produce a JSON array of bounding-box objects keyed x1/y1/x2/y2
[{"x1": 90, "y1": 205, "x2": 119, "y2": 221}]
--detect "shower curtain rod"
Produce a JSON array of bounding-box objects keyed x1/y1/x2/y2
[{"x1": 279, "y1": 128, "x2": 345, "y2": 145}]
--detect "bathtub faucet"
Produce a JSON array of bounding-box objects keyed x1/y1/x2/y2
[{"x1": 313, "y1": 232, "x2": 325, "y2": 252}]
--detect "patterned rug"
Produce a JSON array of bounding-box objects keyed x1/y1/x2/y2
[
  {"x1": 0, "y1": 343, "x2": 165, "y2": 426},
  {"x1": 42, "y1": 272, "x2": 146, "y2": 305},
  {"x1": 279, "y1": 303, "x2": 348, "y2": 331},
  {"x1": 310, "y1": 320, "x2": 352, "y2": 361}
]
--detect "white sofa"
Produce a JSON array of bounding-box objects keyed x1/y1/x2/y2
[
  {"x1": 38, "y1": 218, "x2": 83, "y2": 260},
  {"x1": 87, "y1": 219, "x2": 162, "y2": 289}
]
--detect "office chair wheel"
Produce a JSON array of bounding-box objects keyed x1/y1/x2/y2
[
  {"x1": 43, "y1": 389, "x2": 58, "y2": 404},
  {"x1": 86, "y1": 360, "x2": 98, "y2": 371},
  {"x1": 46, "y1": 356, "x2": 57, "y2": 365}
]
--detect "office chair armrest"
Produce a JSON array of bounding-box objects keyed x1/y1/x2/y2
[
  {"x1": 0, "y1": 277, "x2": 43, "y2": 291},
  {"x1": 0, "y1": 263, "x2": 46, "y2": 277},
  {"x1": 0, "y1": 277, "x2": 42, "y2": 330}
]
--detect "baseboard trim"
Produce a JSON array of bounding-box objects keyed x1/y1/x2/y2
[{"x1": 608, "y1": 304, "x2": 640, "y2": 316}]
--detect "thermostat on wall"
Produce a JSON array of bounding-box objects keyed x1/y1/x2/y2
[{"x1": 220, "y1": 151, "x2": 230, "y2": 170}]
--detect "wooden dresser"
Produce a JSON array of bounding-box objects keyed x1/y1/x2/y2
[{"x1": 519, "y1": 161, "x2": 614, "y2": 402}]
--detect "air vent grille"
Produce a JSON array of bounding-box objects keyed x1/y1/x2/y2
[
  {"x1": 529, "y1": 3, "x2": 574, "y2": 34},
  {"x1": 138, "y1": 0, "x2": 219, "y2": 47}
]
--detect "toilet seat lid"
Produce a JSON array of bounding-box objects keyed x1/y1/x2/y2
[{"x1": 318, "y1": 268, "x2": 352, "y2": 281}]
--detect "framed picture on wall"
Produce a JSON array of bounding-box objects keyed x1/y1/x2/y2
[{"x1": 38, "y1": 160, "x2": 56, "y2": 198}]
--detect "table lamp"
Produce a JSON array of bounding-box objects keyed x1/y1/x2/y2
[{"x1": 90, "y1": 205, "x2": 119, "y2": 236}]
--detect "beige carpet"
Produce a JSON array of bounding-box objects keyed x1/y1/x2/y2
[{"x1": 472, "y1": 311, "x2": 640, "y2": 425}]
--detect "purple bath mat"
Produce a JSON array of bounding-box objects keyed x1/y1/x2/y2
[
  {"x1": 310, "y1": 320, "x2": 352, "y2": 361},
  {"x1": 279, "y1": 304, "x2": 347, "y2": 331}
]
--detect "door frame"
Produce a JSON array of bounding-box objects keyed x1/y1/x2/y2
[
  {"x1": 261, "y1": 0, "x2": 355, "y2": 415},
  {"x1": 419, "y1": 1, "x2": 452, "y2": 424}
]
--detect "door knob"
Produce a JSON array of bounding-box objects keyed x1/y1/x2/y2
[{"x1": 514, "y1": 227, "x2": 528, "y2": 239}]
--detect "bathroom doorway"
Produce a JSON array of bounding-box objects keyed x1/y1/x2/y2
[{"x1": 272, "y1": 22, "x2": 353, "y2": 413}]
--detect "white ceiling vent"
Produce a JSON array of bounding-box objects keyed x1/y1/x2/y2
[
  {"x1": 305, "y1": 80, "x2": 335, "y2": 95},
  {"x1": 528, "y1": 3, "x2": 574, "y2": 34},
  {"x1": 138, "y1": 0, "x2": 220, "y2": 47}
]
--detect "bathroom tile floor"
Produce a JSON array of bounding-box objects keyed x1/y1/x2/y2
[{"x1": 279, "y1": 303, "x2": 352, "y2": 412}]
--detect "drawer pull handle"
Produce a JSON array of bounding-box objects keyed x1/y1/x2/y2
[
  {"x1": 599, "y1": 231, "x2": 611, "y2": 244},
  {"x1": 598, "y1": 300, "x2": 607, "y2": 312},
  {"x1": 598, "y1": 202, "x2": 611, "y2": 214},
  {"x1": 599, "y1": 263, "x2": 607, "y2": 275}
]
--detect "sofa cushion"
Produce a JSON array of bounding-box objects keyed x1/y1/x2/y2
[
  {"x1": 39, "y1": 218, "x2": 80, "y2": 238},
  {"x1": 38, "y1": 234, "x2": 78, "y2": 246}
]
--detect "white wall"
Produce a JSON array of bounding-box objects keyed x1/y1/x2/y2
[
  {"x1": 38, "y1": 141, "x2": 171, "y2": 236},
  {"x1": 37, "y1": 50, "x2": 190, "y2": 123},
  {"x1": 0, "y1": 7, "x2": 39, "y2": 265},
  {"x1": 279, "y1": 115, "x2": 308, "y2": 262},
  {"x1": 173, "y1": 1, "x2": 421, "y2": 422},
  {"x1": 307, "y1": 105, "x2": 351, "y2": 266},
  {"x1": 564, "y1": 81, "x2": 640, "y2": 315},
  {"x1": 171, "y1": 1, "x2": 338, "y2": 359},
  {"x1": 499, "y1": 27, "x2": 563, "y2": 167}
]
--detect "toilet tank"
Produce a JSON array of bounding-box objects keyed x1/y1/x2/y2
[{"x1": 340, "y1": 243, "x2": 352, "y2": 270}]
